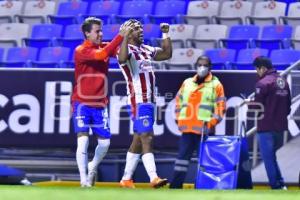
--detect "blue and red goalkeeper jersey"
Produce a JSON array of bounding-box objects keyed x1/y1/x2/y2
[{"x1": 71, "y1": 35, "x2": 123, "y2": 107}]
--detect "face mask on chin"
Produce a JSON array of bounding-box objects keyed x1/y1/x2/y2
[{"x1": 197, "y1": 66, "x2": 209, "y2": 78}]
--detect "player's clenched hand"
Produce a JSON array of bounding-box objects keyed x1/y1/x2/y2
[{"x1": 160, "y1": 23, "x2": 169, "y2": 33}]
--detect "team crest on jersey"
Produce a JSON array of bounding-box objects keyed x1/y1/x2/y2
[
  {"x1": 77, "y1": 119, "x2": 84, "y2": 128},
  {"x1": 143, "y1": 119, "x2": 149, "y2": 127},
  {"x1": 276, "y1": 77, "x2": 285, "y2": 89}
]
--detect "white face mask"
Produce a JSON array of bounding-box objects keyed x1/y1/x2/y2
[{"x1": 197, "y1": 66, "x2": 209, "y2": 78}]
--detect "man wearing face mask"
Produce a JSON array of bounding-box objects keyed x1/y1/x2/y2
[{"x1": 170, "y1": 56, "x2": 226, "y2": 189}]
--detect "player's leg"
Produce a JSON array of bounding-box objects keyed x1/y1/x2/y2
[
  {"x1": 88, "y1": 107, "x2": 111, "y2": 186},
  {"x1": 120, "y1": 134, "x2": 142, "y2": 188},
  {"x1": 137, "y1": 103, "x2": 168, "y2": 188},
  {"x1": 72, "y1": 102, "x2": 90, "y2": 187},
  {"x1": 120, "y1": 106, "x2": 142, "y2": 188}
]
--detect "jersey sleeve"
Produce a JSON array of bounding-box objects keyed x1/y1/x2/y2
[{"x1": 75, "y1": 35, "x2": 123, "y2": 62}]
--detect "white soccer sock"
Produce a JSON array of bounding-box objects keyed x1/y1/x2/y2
[
  {"x1": 88, "y1": 138, "x2": 110, "y2": 172},
  {"x1": 76, "y1": 136, "x2": 89, "y2": 184},
  {"x1": 142, "y1": 153, "x2": 158, "y2": 182},
  {"x1": 122, "y1": 152, "x2": 141, "y2": 180}
]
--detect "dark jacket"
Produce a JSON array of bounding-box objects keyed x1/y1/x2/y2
[{"x1": 250, "y1": 69, "x2": 291, "y2": 132}]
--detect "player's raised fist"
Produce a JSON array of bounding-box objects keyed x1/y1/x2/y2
[{"x1": 160, "y1": 23, "x2": 169, "y2": 33}]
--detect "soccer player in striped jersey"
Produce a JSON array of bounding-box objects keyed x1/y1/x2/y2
[
  {"x1": 118, "y1": 19, "x2": 172, "y2": 188},
  {"x1": 71, "y1": 17, "x2": 132, "y2": 187}
]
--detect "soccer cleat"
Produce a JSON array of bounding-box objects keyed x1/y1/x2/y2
[
  {"x1": 119, "y1": 179, "x2": 135, "y2": 188},
  {"x1": 80, "y1": 182, "x2": 92, "y2": 188},
  {"x1": 87, "y1": 163, "x2": 97, "y2": 186},
  {"x1": 150, "y1": 177, "x2": 168, "y2": 188}
]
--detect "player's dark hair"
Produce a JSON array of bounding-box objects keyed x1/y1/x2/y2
[{"x1": 81, "y1": 17, "x2": 102, "y2": 39}]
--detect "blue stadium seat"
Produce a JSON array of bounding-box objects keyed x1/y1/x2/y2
[
  {"x1": 253, "y1": 25, "x2": 293, "y2": 53},
  {"x1": 109, "y1": 57, "x2": 119, "y2": 69},
  {"x1": 220, "y1": 25, "x2": 260, "y2": 55},
  {"x1": 48, "y1": 1, "x2": 88, "y2": 30},
  {"x1": 0, "y1": 48, "x2": 4, "y2": 62},
  {"x1": 116, "y1": 1, "x2": 153, "y2": 24},
  {"x1": 32, "y1": 47, "x2": 70, "y2": 68},
  {"x1": 205, "y1": 48, "x2": 236, "y2": 70},
  {"x1": 63, "y1": 24, "x2": 84, "y2": 39},
  {"x1": 270, "y1": 49, "x2": 300, "y2": 70},
  {"x1": 56, "y1": 24, "x2": 84, "y2": 51},
  {"x1": 23, "y1": 24, "x2": 63, "y2": 49},
  {"x1": 1, "y1": 47, "x2": 38, "y2": 68},
  {"x1": 143, "y1": 24, "x2": 161, "y2": 45},
  {"x1": 102, "y1": 24, "x2": 121, "y2": 42},
  {"x1": 55, "y1": 38, "x2": 83, "y2": 53},
  {"x1": 80, "y1": 1, "x2": 121, "y2": 24},
  {"x1": 233, "y1": 48, "x2": 269, "y2": 70},
  {"x1": 149, "y1": 1, "x2": 186, "y2": 24}
]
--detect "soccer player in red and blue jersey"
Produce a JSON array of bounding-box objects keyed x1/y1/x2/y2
[
  {"x1": 118, "y1": 19, "x2": 172, "y2": 188},
  {"x1": 71, "y1": 17, "x2": 132, "y2": 187}
]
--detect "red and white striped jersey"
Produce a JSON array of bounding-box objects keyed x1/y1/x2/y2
[{"x1": 119, "y1": 44, "x2": 159, "y2": 106}]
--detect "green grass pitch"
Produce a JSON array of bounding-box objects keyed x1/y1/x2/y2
[{"x1": 1, "y1": 185, "x2": 299, "y2": 200}]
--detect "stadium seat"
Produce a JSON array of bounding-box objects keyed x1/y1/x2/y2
[
  {"x1": 80, "y1": 1, "x2": 121, "y2": 24},
  {"x1": 187, "y1": 24, "x2": 228, "y2": 50},
  {"x1": 0, "y1": 23, "x2": 30, "y2": 47},
  {"x1": 205, "y1": 48, "x2": 236, "y2": 70},
  {"x1": 291, "y1": 25, "x2": 300, "y2": 50},
  {"x1": 56, "y1": 24, "x2": 84, "y2": 51},
  {"x1": 32, "y1": 47, "x2": 71, "y2": 68},
  {"x1": 247, "y1": 1, "x2": 287, "y2": 26},
  {"x1": 183, "y1": 0, "x2": 220, "y2": 26},
  {"x1": 116, "y1": 1, "x2": 153, "y2": 24},
  {"x1": 23, "y1": 24, "x2": 63, "y2": 49},
  {"x1": 233, "y1": 48, "x2": 269, "y2": 70},
  {"x1": 48, "y1": 1, "x2": 88, "y2": 30},
  {"x1": 1, "y1": 47, "x2": 38, "y2": 68},
  {"x1": 156, "y1": 24, "x2": 194, "y2": 49},
  {"x1": 149, "y1": 1, "x2": 186, "y2": 24},
  {"x1": 143, "y1": 24, "x2": 161, "y2": 45},
  {"x1": 102, "y1": 24, "x2": 121, "y2": 42},
  {"x1": 253, "y1": 25, "x2": 293, "y2": 53},
  {"x1": 213, "y1": 0, "x2": 253, "y2": 27},
  {"x1": 109, "y1": 57, "x2": 119, "y2": 69},
  {"x1": 164, "y1": 48, "x2": 204, "y2": 70},
  {"x1": 0, "y1": 0, "x2": 23, "y2": 23},
  {"x1": 62, "y1": 24, "x2": 84, "y2": 39},
  {"x1": 270, "y1": 49, "x2": 300, "y2": 70},
  {"x1": 0, "y1": 48, "x2": 4, "y2": 63},
  {"x1": 220, "y1": 25, "x2": 260, "y2": 55},
  {"x1": 55, "y1": 38, "x2": 83, "y2": 53},
  {"x1": 15, "y1": 0, "x2": 56, "y2": 25},
  {"x1": 280, "y1": 2, "x2": 300, "y2": 28}
]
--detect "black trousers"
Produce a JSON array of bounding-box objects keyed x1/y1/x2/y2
[{"x1": 170, "y1": 133, "x2": 207, "y2": 189}]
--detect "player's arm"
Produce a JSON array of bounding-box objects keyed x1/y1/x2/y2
[
  {"x1": 75, "y1": 34, "x2": 124, "y2": 62},
  {"x1": 153, "y1": 23, "x2": 172, "y2": 61},
  {"x1": 118, "y1": 22, "x2": 133, "y2": 64}
]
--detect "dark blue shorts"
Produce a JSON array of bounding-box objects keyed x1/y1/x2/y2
[
  {"x1": 127, "y1": 103, "x2": 155, "y2": 134},
  {"x1": 72, "y1": 102, "x2": 111, "y2": 138}
]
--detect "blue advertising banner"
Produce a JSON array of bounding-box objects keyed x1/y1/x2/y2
[{"x1": 0, "y1": 69, "x2": 261, "y2": 149}]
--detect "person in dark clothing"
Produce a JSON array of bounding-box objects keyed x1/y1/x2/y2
[{"x1": 246, "y1": 56, "x2": 291, "y2": 189}]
